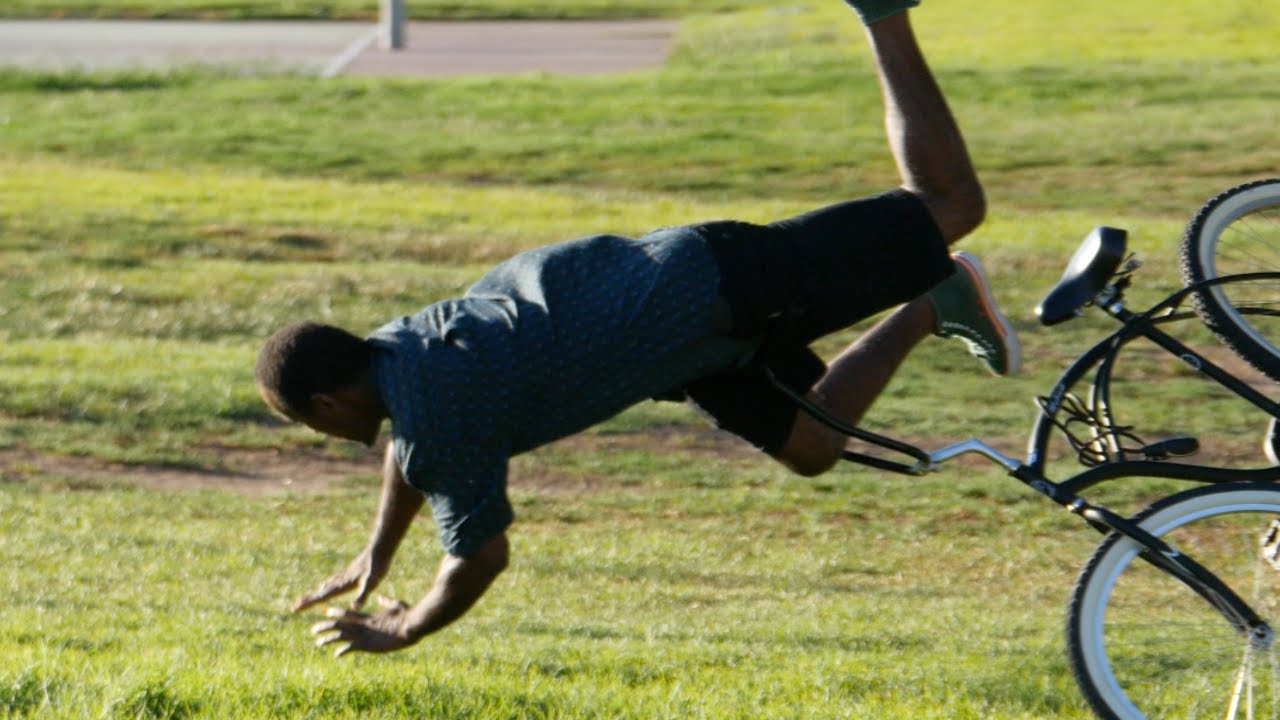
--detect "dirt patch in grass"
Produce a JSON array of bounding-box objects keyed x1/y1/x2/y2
[
  {"x1": 7, "y1": 416, "x2": 1266, "y2": 497},
  {"x1": 0, "y1": 444, "x2": 379, "y2": 494},
  {"x1": 0, "y1": 424, "x2": 1038, "y2": 496},
  {"x1": 0, "y1": 426, "x2": 766, "y2": 495}
]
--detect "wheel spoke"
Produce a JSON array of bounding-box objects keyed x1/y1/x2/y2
[
  {"x1": 1224, "y1": 644, "x2": 1250, "y2": 720},
  {"x1": 1068, "y1": 484, "x2": 1280, "y2": 719}
]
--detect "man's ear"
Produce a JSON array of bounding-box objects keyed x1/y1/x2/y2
[{"x1": 310, "y1": 392, "x2": 339, "y2": 417}]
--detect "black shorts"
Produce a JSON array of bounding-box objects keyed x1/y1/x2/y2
[{"x1": 680, "y1": 189, "x2": 954, "y2": 455}]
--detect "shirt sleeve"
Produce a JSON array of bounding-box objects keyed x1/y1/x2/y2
[
  {"x1": 374, "y1": 313, "x2": 518, "y2": 558},
  {"x1": 399, "y1": 441, "x2": 514, "y2": 558}
]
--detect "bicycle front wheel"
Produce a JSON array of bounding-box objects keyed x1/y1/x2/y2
[
  {"x1": 1180, "y1": 178, "x2": 1280, "y2": 381},
  {"x1": 1067, "y1": 482, "x2": 1280, "y2": 719}
]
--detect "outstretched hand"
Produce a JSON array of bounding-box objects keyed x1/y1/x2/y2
[
  {"x1": 311, "y1": 597, "x2": 415, "y2": 657},
  {"x1": 296, "y1": 534, "x2": 510, "y2": 658},
  {"x1": 291, "y1": 549, "x2": 388, "y2": 613}
]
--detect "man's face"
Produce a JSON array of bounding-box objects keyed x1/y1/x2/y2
[
  {"x1": 300, "y1": 391, "x2": 381, "y2": 447},
  {"x1": 257, "y1": 384, "x2": 380, "y2": 446}
]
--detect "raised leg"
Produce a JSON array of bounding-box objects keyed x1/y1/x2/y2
[
  {"x1": 866, "y1": 12, "x2": 985, "y2": 243},
  {"x1": 772, "y1": 8, "x2": 1011, "y2": 475}
]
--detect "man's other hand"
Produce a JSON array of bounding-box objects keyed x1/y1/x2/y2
[
  {"x1": 291, "y1": 548, "x2": 388, "y2": 613},
  {"x1": 311, "y1": 597, "x2": 414, "y2": 657}
]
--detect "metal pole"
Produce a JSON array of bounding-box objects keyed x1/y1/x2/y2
[{"x1": 379, "y1": 0, "x2": 406, "y2": 51}]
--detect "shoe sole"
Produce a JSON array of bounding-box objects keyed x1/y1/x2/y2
[{"x1": 953, "y1": 252, "x2": 1023, "y2": 376}]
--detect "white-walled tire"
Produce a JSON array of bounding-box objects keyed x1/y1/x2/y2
[{"x1": 1067, "y1": 482, "x2": 1280, "y2": 719}]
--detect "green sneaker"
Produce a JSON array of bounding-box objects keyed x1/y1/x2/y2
[
  {"x1": 843, "y1": 0, "x2": 919, "y2": 26},
  {"x1": 927, "y1": 252, "x2": 1022, "y2": 376}
]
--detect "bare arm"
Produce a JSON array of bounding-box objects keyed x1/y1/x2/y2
[
  {"x1": 292, "y1": 444, "x2": 425, "y2": 612},
  {"x1": 312, "y1": 533, "x2": 510, "y2": 656}
]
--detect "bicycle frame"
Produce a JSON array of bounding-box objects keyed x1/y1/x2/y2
[
  {"x1": 767, "y1": 269, "x2": 1280, "y2": 647},
  {"x1": 1028, "y1": 273, "x2": 1280, "y2": 494}
]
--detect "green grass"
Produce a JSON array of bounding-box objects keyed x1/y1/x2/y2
[
  {"x1": 2, "y1": 3, "x2": 1277, "y2": 213},
  {"x1": 3, "y1": 0, "x2": 1280, "y2": 717},
  {"x1": 4, "y1": 461, "x2": 1110, "y2": 719}
]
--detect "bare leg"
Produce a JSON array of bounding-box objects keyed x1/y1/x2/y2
[
  {"x1": 867, "y1": 13, "x2": 985, "y2": 243},
  {"x1": 777, "y1": 297, "x2": 935, "y2": 475},
  {"x1": 775, "y1": 12, "x2": 980, "y2": 474}
]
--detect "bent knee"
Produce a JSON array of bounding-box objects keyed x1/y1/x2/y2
[
  {"x1": 781, "y1": 451, "x2": 839, "y2": 478},
  {"x1": 774, "y1": 421, "x2": 843, "y2": 477},
  {"x1": 918, "y1": 180, "x2": 987, "y2": 244}
]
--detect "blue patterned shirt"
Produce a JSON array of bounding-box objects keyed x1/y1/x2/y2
[{"x1": 369, "y1": 228, "x2": 756, "y2": 556}]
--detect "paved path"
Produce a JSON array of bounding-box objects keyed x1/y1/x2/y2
[{"x1": 0, "y1": 19, "x2": 677, "y2": 76}]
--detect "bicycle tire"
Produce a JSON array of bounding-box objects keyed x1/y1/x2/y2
[
  {"x1": 1067, "y1": 482, "x2": 1280, "y2": 719},
  {"x1": 1180, "y1": 178, "x2": 1280, "y2": 381}
]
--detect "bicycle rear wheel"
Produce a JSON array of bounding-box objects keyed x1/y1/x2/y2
[
  {"x1": 1180, "y1": 179, "x2": 1280, "y2": 381},
  {"x1": 1067, "y1": 482, "x2": 1280, "y2": 719}
]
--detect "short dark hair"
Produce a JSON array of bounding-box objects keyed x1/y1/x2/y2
[{"x1": 255, "y1": 322, "x2": 373, "y2": 418}]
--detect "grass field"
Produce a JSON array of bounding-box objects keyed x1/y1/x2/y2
[{"x1": 3, "y1": 0, "x2": 1280, "y2": 717}]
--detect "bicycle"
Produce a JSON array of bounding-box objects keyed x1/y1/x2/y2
[{"x1": 766, "y1": 178, "x2": 1280, "y2": 719}]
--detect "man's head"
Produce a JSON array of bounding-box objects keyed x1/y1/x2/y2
[{"x1": 255, "y1": 322, "x2": 384, "y2": 445}]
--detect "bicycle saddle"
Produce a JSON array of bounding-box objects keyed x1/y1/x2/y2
[{"x1": 1036, "y1": 226, "x2": 1128, "y2": 326}]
